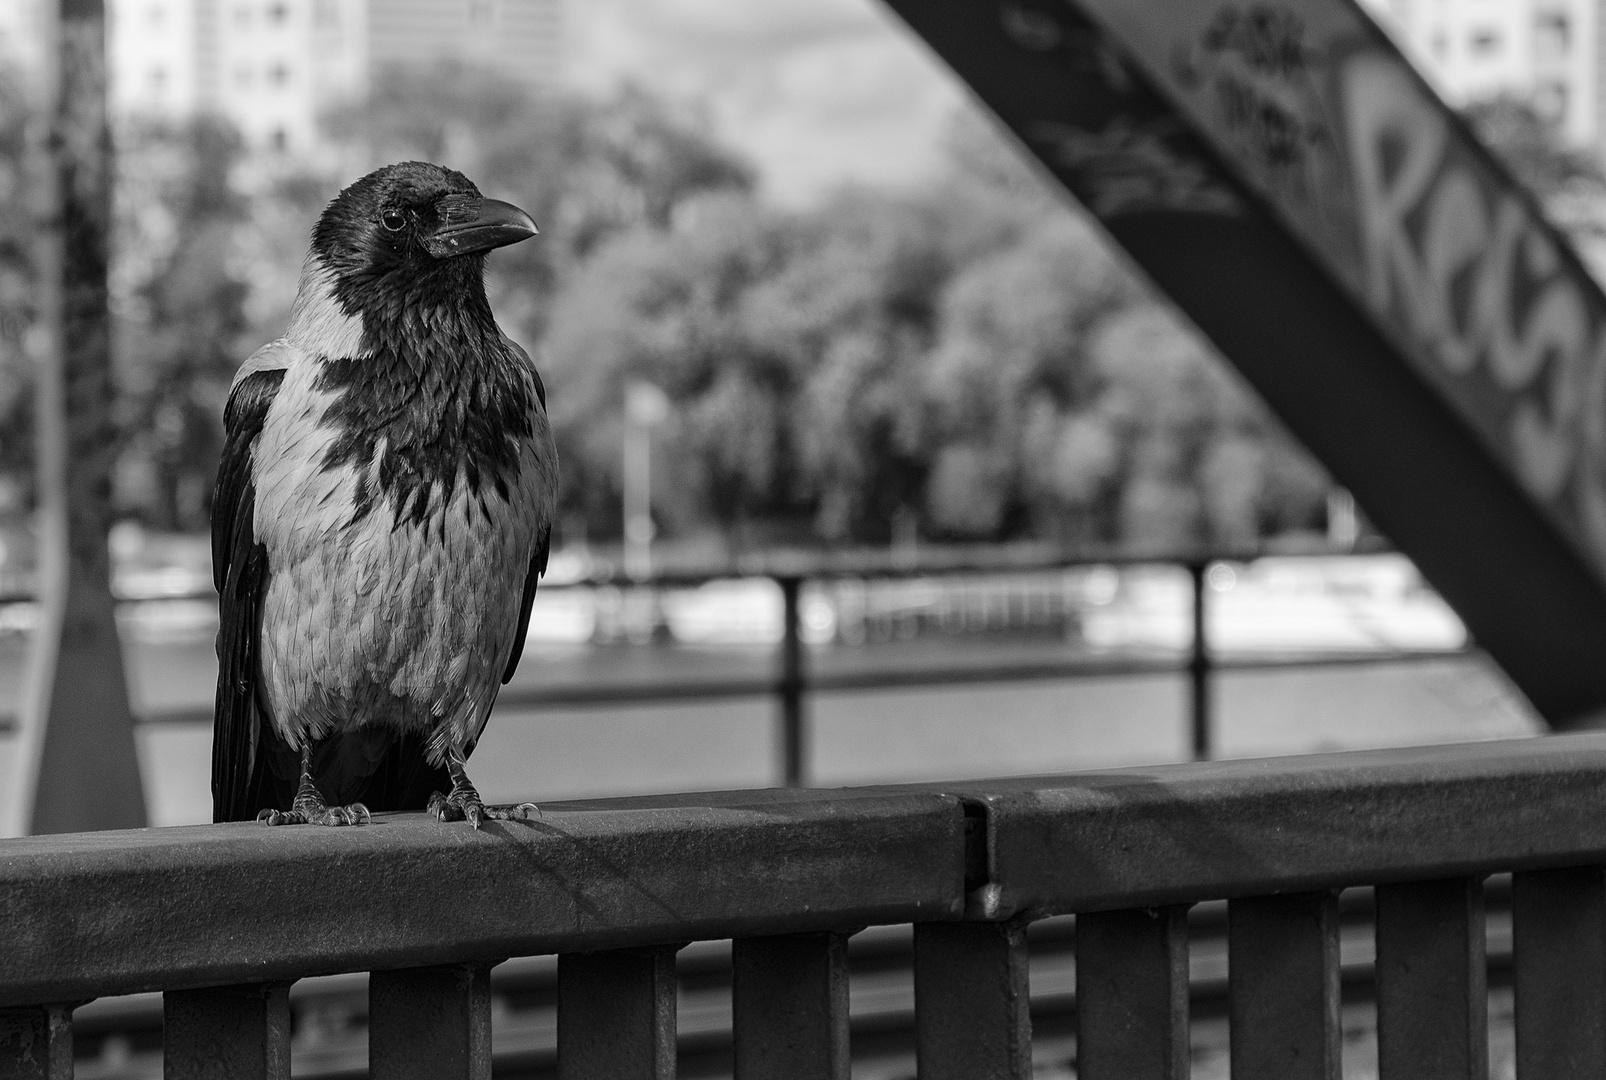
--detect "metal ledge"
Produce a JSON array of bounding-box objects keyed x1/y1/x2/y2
[
  {"x1": 0, "y1": 788, "x2": 966, "y2": 1007},
  {"x1": 942, "y1": 733, "x2": 1606, "y2": 916}
]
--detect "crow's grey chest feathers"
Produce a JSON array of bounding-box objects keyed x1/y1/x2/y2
[{"x1": 245, "y1": 266, "x2": 557, "y2": 757}]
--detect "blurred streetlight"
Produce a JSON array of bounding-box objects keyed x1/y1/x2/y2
[{"x1": 623, "y1": 380, "x2": 669, "y2": 582}]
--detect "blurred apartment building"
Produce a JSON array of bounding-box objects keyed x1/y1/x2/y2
[
  {"x1": 1358, "y1": 0, "x2": 1603, "y2": 153},
  {"x1": 0, "y1": 0, "x2": 561, "y2": 156}
]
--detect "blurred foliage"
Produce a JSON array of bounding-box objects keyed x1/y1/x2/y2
[
  {"x1": 1462, "y1": 94, "x2": 1606, "y2": 266},
  {"x1": 545, "y1": 109, "x2": 1330, "y2": 550},
  {"x1": 1462, "y1": 95, "x2": 1606, "y2": 199},
  {"x1": 0, "y1": 61, "x2": 1332, "y2": 551},
  {"x1": 0, "y1": 67, "x2": 34, "y2": 510},
  {"x1": 113, "y1": 117, "x2": 251, "y2": 530}
]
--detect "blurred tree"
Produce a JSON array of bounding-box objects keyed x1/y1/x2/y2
[
  {"x1": 0, "y1": 66, "x2": 35, "y2": 509},
  {"x1": 1462, "y1": 94, "x2": 1606, "y2": 269},
  {"x1": 543, "y1": 193, "x2": 804, "y2": 543},
  {"x1": 542, "y1": 103, "x2": 1334, "y2": 553},
  {"x1": 113, "y1": 117, "x2": 251, "y2": 531},
  {"x1": 1462, "y1": 95, "x2": 1606, "y2": 199},
  {"x1": 922, "y1": 211, "x2": 1134, "y2": 539},
  {"x1": 18, "y1": 69, "x2": 1330, "y2": 556},
  {"x1": 316, "y1": 65, "x2": 754, "y2": 348}
]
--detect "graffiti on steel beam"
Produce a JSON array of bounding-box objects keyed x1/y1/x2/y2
[
  {"x1": 1061, "y1": 0, "x2": 1606, "y2": 575},
  {"x1": 991, "y1": 0, "x2": 1245, "y2": 217},
  {"x1": 1339, "y1": 52, "x2": 1606, "y2": 564},
  {"x1": 1173, "y1": 6, "x2": 1351, "y2": 238},
  {"x1": 1030, "y1": 117, "x2": 1244, "y2": 217}
]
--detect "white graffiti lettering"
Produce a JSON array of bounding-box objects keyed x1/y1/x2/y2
[{"x1": 1342, "y1": 52, "x2": 1606, "y2": 559}]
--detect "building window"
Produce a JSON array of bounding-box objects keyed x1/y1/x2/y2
[
  {"x1": 1537, "y1": 11, "x2": 1571, "y2": 56},
  {"x1": 1469, "y1": 28, "x2": 1502, "y2": 56}
]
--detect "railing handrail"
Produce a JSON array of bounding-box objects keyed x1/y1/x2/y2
[
  {"x1": 3, "y1": 733, "x2": 1601, "y2": 1012},
  {"x1": 0, "y1": 536, "x2": 1397, "y2": 605}
]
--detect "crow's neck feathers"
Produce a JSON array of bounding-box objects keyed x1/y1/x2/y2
[
  {"x1": 287, "y1": 256, "x2": 365, "y2": 360},
  {"x1": 287, "y1": 167, "x2": 536, "y2": 531}
]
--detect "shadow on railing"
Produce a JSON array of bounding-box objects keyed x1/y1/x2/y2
[{"x1": 2, "y1": 734, "x2": 1602, "y2": 1078}]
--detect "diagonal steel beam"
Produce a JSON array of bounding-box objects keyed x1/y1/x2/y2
[{"x1": 880, "y1": 0, "x2": 1606, "y2": 726}]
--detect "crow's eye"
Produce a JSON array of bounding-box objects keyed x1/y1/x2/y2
[{"x1": 380, "y1": 208, "x2": 407, "y2": 233}]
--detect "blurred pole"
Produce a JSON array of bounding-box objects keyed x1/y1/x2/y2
[
  {"x1": 622, "y1": 382, "x2": 668, "y2": 582},
  {"x1": 1327, "y1": 488, "x2": 1359, "y2": 550},
  {"x1": 1189, "y1": 562, "x2": 1211, "y2": 762},
  {"x1": 13, "y1": 0, "x2": 145, "y2": 834},
  {"x1": 777, "y1": 575, "x2": 807, "y2": 788}
]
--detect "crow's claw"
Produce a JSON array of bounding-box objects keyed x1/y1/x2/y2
[
  {"x1": 428, "y1": 789, "x2": 539, "y2": 830},
  {"x1": 256, "y1": 800, "x2": 369, "y2": 827}
]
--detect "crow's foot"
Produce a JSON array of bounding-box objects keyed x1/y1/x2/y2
[
  {"x1": 427, "y1": 787, "x2": 538, "y2": 830},
  {"x1": 256, "y1": 794, "x2": 370, "y2": 827}
]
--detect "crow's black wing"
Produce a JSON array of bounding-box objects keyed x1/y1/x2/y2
[
  {"x1": 212, "y1": 354, "x2": 287, "y2": 823},
  {"x1": 502, "y1": 523, "x2": 551, "y2": 685}
]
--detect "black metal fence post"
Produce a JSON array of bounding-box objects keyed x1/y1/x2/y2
[
  {"x1": 1189, "y1": 562, "x2": 1211, "y2": 761},
  {"x1": 777, "y1": 575, "x2": 807, "y2": 787}
]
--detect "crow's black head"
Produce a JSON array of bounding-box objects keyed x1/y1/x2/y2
[{"x1": 310, "y1": 161, "x2": 538, "y2": 316}]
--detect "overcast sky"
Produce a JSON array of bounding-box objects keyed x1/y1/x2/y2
[{"x1": 560, "y1": 0, "x2": 971, "y2": 206}]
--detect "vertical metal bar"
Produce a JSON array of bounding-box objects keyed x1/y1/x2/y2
[
  {"x1": 1514, "y1": 866, "x2": 1606, "y2": 1078},
  {"x1": 163, "y1": 983, "x2": 291, "y2": 1080},
  {"x1": 913, "y1": 920, "x2": 1031, "y2": 1080},
  {"x1": 777, "y1": 574, "x2": 807, "y2": 788},
  {"x1": 1188, "y1": 561, "x2": 1211, "y2": 761},
  {"x1": 558, "y1": 946, "x2": 678, "y2": 1080},
  {"x1": 0, "y1": 1005, "x2": 73, "y2": 1080},
  {"x1": 1229, "y1": 891, "x2": 1341, "y2": 1080},
  {"x1": 732, "y1": 932, "x2": 850, "y2": 1080},
  {"x1": 16, "y1": 0, "x2": 146, "y2": 837},
  {"x1": 1375, "y1": 877, "x2": 1487, "y2": 1080},
  {"x1": 369, "y1": 965, "x2": 493, "y2": 1080},
  {"x1": 1075, "y1": 906, "x2": 1190, "y2": 1080}
]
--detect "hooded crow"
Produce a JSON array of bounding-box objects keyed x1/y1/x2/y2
[{"x1": 212, "y1": 161, "x2": 554, "y2": 828}]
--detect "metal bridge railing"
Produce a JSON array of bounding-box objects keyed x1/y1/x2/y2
[
  {"x1": 0, "y1": 541, "x2": 1468, "y2": 787},
  {"x1": 2, "y1": 734, "x2": 1604, "y2": 1078}
]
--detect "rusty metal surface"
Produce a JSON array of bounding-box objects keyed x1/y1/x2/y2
[
  {"x1": 557, "y1": 947, "x2": 677, "y2": 1080},
  {"x1": 1375, "y1": 878, "x2": 1486, "y2": 1079},
  {"x1": 732, "y1": 932, "x2": 850, "y2": 1080},
  {"x1": 877, "y1": 0, "x2": 1606, "y2": 725},
  {"x1": 1513, "y1": 866, "x2": 1606, "y2": 1077},
  {"x1": 913, "y1": 920, "x2": 1032, "y2": 1080},
  {"x1": 0, "y1": 1006, "x2": 72, "y2": 1080},
  {"x1": 162, "y1": 983, "x2": 290, "y2": 1080},
  {"x1": 1075, "y1": 907, "x2": 1189, "y2": 1080},
  {"x1": 943, "y1": 734, "x2": 1606, "y2": 915},
  {"x1": 1229, "y1": 892, "x2": 1341, "y2": 1080},
  {"x1": 369, "y1": 965, "x2": 492, "y2": 1080},
  {"x1": 0, "y1": 788, "x2": 964, "y2": 1007}
]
